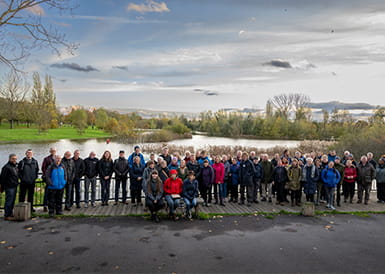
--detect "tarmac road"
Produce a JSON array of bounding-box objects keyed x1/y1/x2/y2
[{"x1": 1, "y1": 214, "x2": 385, "y2": 273}]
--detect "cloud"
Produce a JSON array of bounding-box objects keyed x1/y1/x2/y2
[
  {"x1": 194, "y1": 89, "x2": 219, "y2": 96},
  {"x1": 263, "y1": 59, "x2": 292, "y2": 68},
  {"x1": 112, "y1": 65, "x2": 128, "y2": 71},
  {"x1": 51, "y1": 63, "x2": 99, "y2": 72},
  {"x1": 127, "y1": 1, "x2": 170, "y2": 13},
  {"x1": 26, "y1": 4, "x2": 45, "y2": 15}
]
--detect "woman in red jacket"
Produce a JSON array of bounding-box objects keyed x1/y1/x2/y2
[
  {"x1": 212, "y1": 156, "x2": 225, "y2": 206},
  {"x1": 163, "y1": 169, "x2": 183, "y2": 220},
  {"x1": 343, "y1": 160, "x2": 357, "y2": 203}
]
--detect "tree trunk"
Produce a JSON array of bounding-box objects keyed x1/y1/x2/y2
[{"x1": 9, "y1": 120, "x2": 13, "y2": 129}]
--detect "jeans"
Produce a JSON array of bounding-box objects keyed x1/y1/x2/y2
[
  {"x1": 184, "y1": 197, "x2": 197, "y2": 212},
  {"x1": 213, "y1": 183, "x2": 225, "y2": 202},
  {"x1": 325, "y1": 186, "x2": 335, "y2": 206},
  {"x1": 64, "y1": 181, "x2": 73, "y2": 208},
  {"x1": 165, "y1": 195, "x2": 180, "y2": 214},
  {"x1": 84, "y1": 177, "x2": 96, "y2": 205},
  {"x1": 71, "y1": 177, "x2": 81, "y2": 206},
  {"x1": 115, "y1": 176, "x2": 128, "y2": 202},
  {"x1": 357, "y1": 183, "x2": 371, "y2": 202},
  {"x1": 48, "y1": 188, "x2": 64, "y2": 215},
  {"x1": 100, "y1": 178, "x2": 111, "y2": 203},
  {"x1": 4, "y1": 187, "x2": 17, "y2": 217},
  {"x1": 261, "y1": 182, "x2": 272, "y2": 199},
  {"x1": 19, "y1": 183, "x2": 35, "y2": 210}
]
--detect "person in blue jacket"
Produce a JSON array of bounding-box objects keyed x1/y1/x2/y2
[
  {"x1": 321, "y1": 161, "x2": 341, "y2": 210},
  {"x1": 45, "y1": 155, "x2": 67, "y2": 217},
  {"x1": 303, "y1": 158, "x2": 320, "y2": 203},
  {"x1": 229, "y1": 158, "x2": 240, "y2": 203},
  {"x1": 128, "y1": 145, "x2": 145, "y2": 169},
  {"x1": 182, "y1": 171, "x2": 199, "y2": 220}
]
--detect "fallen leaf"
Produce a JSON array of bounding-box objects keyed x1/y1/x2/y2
[
  {"x1": 0, "y1": 241, "x2": 6, "y2": 244},
  {"x1": 329, "y1": 221, "x2": 334, "y2": 224},
  {"x1": 48, "y1": 251, "x2": 54, "y2": 255},
  {"x1": 97, "y1": 233, "x2": 101, "y2": 237},
  {"x1": 208, "y1": 230, "x2": 212, "y2": 233},
  {"x1": 324, "y1": 225, "x2": 332, "y2": 230},
  {"x1": 114, "y1": 266, "x2": 120, "y2": 270},
  {"x1": 313, "y1": 247, "x2": 318, "y2": 250},
  {"x1": 26, "y1": 227, "x2": 32, "y2": 230}
]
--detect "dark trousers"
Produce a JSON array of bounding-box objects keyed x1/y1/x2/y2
[
  {"x1": 48, "y1": 188, "x2": 64, "y2": 215},
  {"x1": 336, "y1": 182, "x2": 342, "y2": 204},
  {"x1": 4, "y1": 187, "x2": 17, "y2": 217},
  {"x1": 290, "y1": 190, "x2": 301, "y2": 204},
  {"x1": 64, "y1": 181, "x2": 73, "y2": 208},
  {"x1": 100, "y1": 178, "x2": 111, "y2": 203},
  {"x1": 146, "y1": 198, "x2": 164, "y2": 213},
  {"x1": 19, "y1": 183, "x2": 35, "y2": 210},
  {"x1": 115, "y1": 176, "x2": 128, "y2": 202},
  {"x1": 276, "y1": 181, "x2": 286, "y2": 203},
  {"x1": 306, "y1": 194, "x2": 314, "y2": 202},
  {"x1": 357, "y1": 183, "x2": 371, "y2": 202},
  {"x1": 344, "y1": 182, "x2": 355, "y2": 201},
  {"x1": 253, "y1": 180, "x2": 261, "y2": 202},
  {"x1": 71, "y1": 177, "x2": 81, "y2": 206},
  {"x1": 43, "y1": 184, "x2": 49, "y2": 207},
  {"x1": 377, "y1": 183, "x2": 385, "y2": 202},
  {"x1": 201, "y1": 185, "x2": 212, "y2": 203},
  {"x1": 240, "y1": 183, "x2": 256, "y2": 203},
  {"x1": 230, "y1": 184, "x2": 238, "y2": 200},
  {"x1": 130, "y1": 187, "x2": 142, "y2": 204}
]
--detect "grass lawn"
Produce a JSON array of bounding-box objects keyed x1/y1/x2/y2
[{"x1": 0, "y1": 123, "x2": 112, "y2": 142}]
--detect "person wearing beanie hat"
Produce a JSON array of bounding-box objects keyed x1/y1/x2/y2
[
  {"x1": 128, "y1": 145, "x2": 145, "y2": 169},
  {"x1": 163, "y1": 169, "x2": 183, "y2": 221}
]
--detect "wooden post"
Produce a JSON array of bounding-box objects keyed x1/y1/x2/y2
[{"x1": 14, "y1": 202, "x2": 31, "y2": 221}]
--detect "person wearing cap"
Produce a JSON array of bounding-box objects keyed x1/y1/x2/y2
[
  {"x1": 113, "y1": 150, "x2": 129, "y2": 205},
  {"x1": 145, "y1": 170, "x2": 164, "y2": 222},
  {"x1": 84, "y1": 152, "x2": 99, "y2": 208},
  {"x1": 375, "y1": 158, "x2": 385, "y2": 203},
  {"x1": 128, "y1": 145, "x2": 145, "y2": 169},
  {"x1": 129, "y1": 156, "x2": 145, "y2": 206},
  {"x1": 163, "y1": 169, "x2": 183, "y2": 220},
  {"x1": 334, "y1": 157, "x2": 345, "y2": 207},
  {"x1": 182, "y1": 171, "x2": 199, "y2": 219}
]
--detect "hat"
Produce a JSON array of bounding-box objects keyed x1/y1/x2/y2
[
  {"x1": 335, "y1": 156, "x2": 340, "y2": 160},
  {"x1": 134, "y1": 145, "x2": 140, "y2": 150},
  {"x1": 169, "y1": 169, "x2": 178, "y2": 175},
  {"x1": 119, "y1": 150, "x2": 125, "y2": 154}
]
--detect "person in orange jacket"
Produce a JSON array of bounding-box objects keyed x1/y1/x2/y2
[{"x1": 163, "y1": 169, "x2": 183, "y2": 220}]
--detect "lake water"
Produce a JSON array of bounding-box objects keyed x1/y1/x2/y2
[{"x1": 0, "y1": 135, "x2": 300, "y2": 165}]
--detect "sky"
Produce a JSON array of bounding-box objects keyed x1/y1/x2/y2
[{"x1": 8, "y1": 0, "x2": 385, "y2": 112}]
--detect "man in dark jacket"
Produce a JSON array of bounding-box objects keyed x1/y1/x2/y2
[
  {"x1": 41, "y1": 147, "x2": 56, "y2": 212},
  {"x1": 113, "y1": 150, "x2": 129, "y2": 204},
  {"x1": 186, "y1": 155, "x2": 201, "y2": 178},
  {"x1": 260, "y1": 154, "x2": 274, "y2": 202},
  {"x1": 72, "y1": 150, "x2": 85, "y2": 209},
  {"x1": 272, "y1": 159, "x2": 289, "y2": 205},
  {"x1": 62, "y1": 151, "x2": 75, "y2": 211},
  {"x1": 46, "y1": 155, "x2": 67, "y2": 217},
  {"x1": 239, "y1": 152, "x2": 257, "y2": 206},
  {"x1": 18, "y1": 149, "x2": 39, "y2": 213},
  {"x1": 160, "y1": 146, "x2": 172, "y2": 165},
  {"x1": 252, "y1": 157, "x2": 263, "y2": 203},
  {"x1": 357, "y1": 156, "x2": 376, "y2": 205},
  {"x1": 334, "y1": 157, "x2": 345, "y2": 207},
  {"x1": 1, "y1": 154, "x2": 19, "y2": 220},
  {"x1": 84, "y1": 152, "x2": 99, "y2": 208}
]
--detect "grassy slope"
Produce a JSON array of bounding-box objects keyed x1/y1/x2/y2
[{"x1": 0, "y1": 124, "x2": 111, "y2": 142}]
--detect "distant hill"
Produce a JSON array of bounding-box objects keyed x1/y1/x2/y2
[{"x1": 308, "y1": 101, "x2": 376, "y2": 111}]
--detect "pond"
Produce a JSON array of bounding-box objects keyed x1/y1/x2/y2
[{"x1": 0, "y1": 135, "x2": 301, "y2": 165}]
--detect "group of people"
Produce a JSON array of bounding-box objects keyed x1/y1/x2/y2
[{"x1": 1, "y1": 145, "x2": 384, "y2": 222}]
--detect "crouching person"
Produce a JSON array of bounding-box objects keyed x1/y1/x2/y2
[
  {"x1": 164, "y1": 169, "x2": 183, "y2": 221},
  {"x1": 46, "y1": 156, "x2": 67, "y2": 217},
  {"x1": 145, "y1": 170, "x2": 164, "y2": 223},
  {"x1": 182, "y1": 171, "x2": 199, "y2": 220}
]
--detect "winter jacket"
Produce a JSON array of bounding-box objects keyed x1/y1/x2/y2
[
  {"x1": 369, "y1": 159, "x2": 377, "y2": 169},
  {"x1": 168, "y1": 163, "x2": 179, "y2": 171},
  {"x1": 182, "y1": 178, "x2": 199, "y2": 200},
  {"x1": 321, "y1": 168, "x2": 341, "y2": 188},
  {"x1": 239, "y1": 159, "x2": 256, "y2": 186},
  {"x1": 84, "y1": 157, "x2": 99, "y2": 178},
  {"x1": 113, "y1": 157, "x2": 129, "y2": 178},
  {"x1": 142, "y1": 166, "x2": 156, "y2": 191},
  {"x1": 334, "y1": 163, "x2": 345, "y2": 184},
  {"x1": 62, "y1": 157, "x2": 75, "y2": 183},
  {"x1": 18, "y1": 157, "x2": 39, "y2": 184},
  {"x1": 46, "y1": 163, "x2": 67, "y2": 190},
  {"x1": 187, "y1": 161, "x2": 201, "y2": 178},
  {"x1": 98, "y1": 159, "x2": 114, "y2": 178},
  {"x1": 376, "y1": 164, "x2": 385, "y2": 184},
  {"x1": 357, "y1": 163, "x2": 376, "y2": 185},
  {"x1": 198, "y1": 156, "x2": 212, "y2": 166},
  {"x1": 344, "y1": 166, "x2": 357, "y2": 183},
  {"x1": 130, "y1": 163, "x2": 144, "y2": 190},
  {"x1": 128, "y1": 153, "x2": 145, "y2": 169},
  {"x1": 230, "y1": 164, "x2": 239, "y2": 186},
  {"x1": 287, "y1": 165, "x2": 302, "y2": 191},
  {"x1": 73, "y1": 157, "x2": 85, "y2": 179},
  {"x1": 163, "y1": 177, "x2": 183, "y2": 195},
  {"x1": 157, "y1": 166, "x2": 170, "y2": 183},
  {"x1": 146, "y1": 178, "x2": 163, "y2": 201},
  {"x1": 272, "y1": 166, "x2": 288, "y2": 184},
  {"x1": 261, "y1": 160, "x2": 273, "y2": 184},
  {"x1": 177, "y1": 167, "x2": 188, "y2": 181},
  {"x1": 0, "y1": 161, "x2": 19, "y2": 189},
  {"x1": 212, "y1": 162, "x2": 225, "y2": 184},
  {"x1": 42, "y1": 155, "x2": 54, "y2": 181},
  {"x1": 223, "y1": 161, "x2": 231, "y2": 180},
  {"x1": 160, "y1": 154, "x2": 172, "y2": 165},
  {"x1": 328, "y1": 154, "x2": 337, "y2": 163},
  {"x1": 200, "y1": 165, "x2": 215, "y2": 187},
  {"x1": 253, "y1": 162, "x2": 263, "y2": 182},
  {"x1": 303, "y1": 164, "x2": 320, "y2": 195}
]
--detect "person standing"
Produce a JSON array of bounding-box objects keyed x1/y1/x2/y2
[
  {"x1": 186, "y1": 154, "x2": 201, "y2": 179},
  {"x1": 160, "y1": 147, "x2": 172, "y2": 165},
  {"x1": 343, "y1": 160, "x2": 357, "y2": 203},
  {"x1": 83, "y1": 152, "x2": 99, "y2": 208},
  {"x1": 145, "y1": 170, "x2": 164, "y2": 223},
  {"x1": 272, "y1": 159, "x2": 289, "y2": 206},
  {"x1": 163, "y1": 169, "x2": 183, "y2": 221},
  {"x1": 287, "y1": 158, "x2": 302, "y2": 207},
  {"x1": 334, "y1": 157, "x2": 345, "y2": 207},
  {"x1": 98, "y1": 151, "x2": 114, "y2": 206},
  {"x1": 72, "y1": 150, "x2": 85, "y2": 209},
  {"x1": 62, "y1": 151, "x2": 75, "y2": 211},
  {"x1": 182, "y1": 171, "x2": 199, "y2": 219},
  {"x1": 1, "y1": 154, "x2": 19, "y2": 220},
  {"x1": 45, "y1": 155, "x2": 67, "y2": 217},
  {"x1": 239, "y1": 152, "x2": 257, "y2": 207},
  {"x1": 303, "y1": 158, "x2": 320, "y2": 203},
  {"x1": 321, "y1": 161, "x2": 341, "y2": 210},
  {"x1": 128, "y1": 145, "x2": 145, "y2": 169},
  {"x1": 18, "y1": 149, "x2": 39, "y2": 213},
  {"x1": 200, "y1": 159, "x2": 215, "y2": 207},
  {"x1": 260, "y1": 154, "x2": 274, "y2": 202},
  {"x1": 357, "y1": 156, "x2": 376, "y2": 205},
  {"x1": 113, "y1": 150, "x2": 129, "y2": 205},
  {"x1": 229, "y1": 158, "x2": 240, "y2": 203},
  {"x1": 222, "y1": 155, "x2": 231, "y2": 199},
  {"x1": 41, "y1": 147, "x2": 56, "y2": 212},
  {"x1": 376, "y1": 158, "x2": 385, "y2": 203},
  {"x1": 252, "y1": 157, "x2": 263, "y2": 203},
  {"x1": 212, "y1": 156, "x2": 225, "y2": 206},
  {"x1": 129, "y1": 156, "x2": 145, "y2": 206}
]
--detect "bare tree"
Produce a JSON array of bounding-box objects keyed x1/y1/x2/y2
[
  {"x1": 0, "y1": 72, "x2": 29, "y2": 128},
  {"x1": 0, "y1": 0, "x2": 78, "y2": 71},
  {"x1": 269, "y1": 93, "x2": 293, "y2": 119}
]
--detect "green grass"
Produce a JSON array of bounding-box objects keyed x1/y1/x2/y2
[{"x1": 0, "y1": 123, "x2": 111, "y2": 142}]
